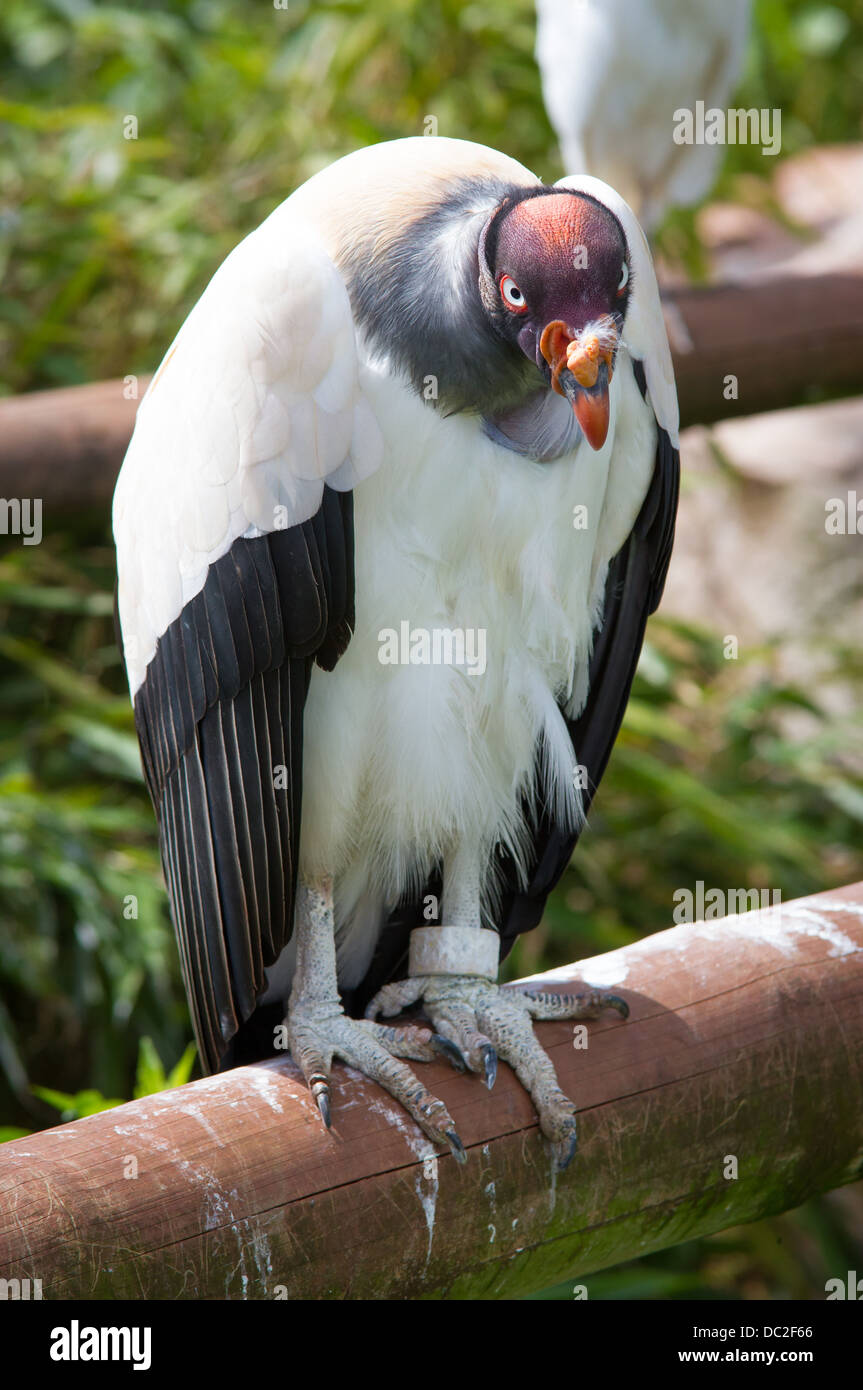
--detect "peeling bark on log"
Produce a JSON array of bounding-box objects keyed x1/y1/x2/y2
[
  {"x1": 1, "y1": 884, "x2": 862, "y2": 1301},
  {"x1": 0, "y1": 269, "x2": 861, "y2": 511}
]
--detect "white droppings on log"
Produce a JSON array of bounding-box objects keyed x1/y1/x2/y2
[
  {"x1": 519, "y1": 955, "x2": 630, "y2": 987},
  {"x1": 583, "y1": 957, "x2": 631, "y2": 987},
  {"x1": 248, "y1": 1225, "x2": 275, "y2": 1292},
  {"x1": 811, "y1": 899, "x2": 863, "y2": 923},
  {"x1": 364, "y1": 1093, "x2": 437, "y2": 1163},
  {"x1": 204, "y1": 1182, "x2": 242, "y2": 1233},
  {"x1": 243, "y1": 1067, "x2": 286, "y2": 1115},
  {"x1": 354, "y1": 1083, "x2": 443, "y2": 1263},
  {"x1": 416, "y1": 1155, "x2": 439, "y2": 1267},
  {"x1": 485, "y1": 1178, "x2": 498, "y2": 1244},
  {"x1": 548, "y1": 1151, "x2": 558, "y2": 1216},
  {"x1": 704, "y1": 899, "x2": 860, "y2": 959},
  {"x1": 521, "y1": 896, "x2": 863, "y2": 990},
  {"x1": 176, "y1": 1100, "x2": 229, "y2": 1148}
]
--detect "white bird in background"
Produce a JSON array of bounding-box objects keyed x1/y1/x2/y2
[
  {"x1": 536, "y1": 0, "x2": 753, "y2": 230},
  {"x1": 113, "y1": 136, "x2": 679, "y2": 1169}
]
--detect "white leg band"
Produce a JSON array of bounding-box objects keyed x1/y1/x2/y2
[{"x1": 409, "y1": 926, "x2": 500, "y2": 979}]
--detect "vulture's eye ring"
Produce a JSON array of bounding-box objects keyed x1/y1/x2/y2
[
  {"x1": 618, "y1": 262, "x2": 629, "y2": 293},
  {"x1": 500, "y1": 274, "x2": 528, "y2": 313}
]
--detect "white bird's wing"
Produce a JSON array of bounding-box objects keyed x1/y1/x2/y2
[
  {"x1": 113, "y1": 213, "x2": 381, "y2": 1071},
  {"x1": 114, "y1": 211, "x2": 381, "y2": 697},
  {"x1": 537, "y1": 0, "x2": 752, "y2": 226}
]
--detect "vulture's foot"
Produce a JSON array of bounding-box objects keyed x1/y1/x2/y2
[
  {"x1": 367, "y1": 977, "x2": 628, "y2": 1170},
  {"x1": 286, "y1": 997, "x2": 468, "y2": 1162}
]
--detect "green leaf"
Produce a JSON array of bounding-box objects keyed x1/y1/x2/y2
[
  {"x1": 133, "y1": 1035, "x2": 167, "y2": 1098},
  {"x1": 167, "y1": 1042, "x2": 198, "y2": 1090},
  {"x1": 133, "y1": 1038, "x2": 197, "y2": 1098},
  {"x1": 32, "y1": 1085, "x2": 124, "y2": 1119},
  {"x1": 0, "y1": 1126, "x2": 31, "y2": 1143}
]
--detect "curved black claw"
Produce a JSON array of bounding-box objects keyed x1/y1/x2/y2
[
  {"x1": 602, "y1": 994, "x2": 629, "y2": 1019},
  {"x1": 312, "y1": 1082, "x2": 331, "y2": 1130},
  {"x1": 446, "y1": 1130, "x2": 468, "y2": 1165},
  {"x1": 556, "y1": 1123, "x2": 579, "y2": 1172},
  {"x1": 431, "y1": 1033, "x2": 468, "y2": 1072},
  {"x1": 480, "y1": 1044, "x2": 498, "y2": 1091}
]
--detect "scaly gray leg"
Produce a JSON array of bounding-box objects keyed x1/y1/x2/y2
[
  {"x1": 286, "y1": 875, "x2": 466, "y2": 1161},
  {"x1": 366, "y1": 847, "x2": 628, "y2": 1170}
]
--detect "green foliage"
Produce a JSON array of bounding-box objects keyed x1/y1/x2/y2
[
  {"x1": 742, "y1": 1, "x2": 863, "y2": 158},
  {"x1": 0, "y1": 531, "x2": 185, "y2": 1125},
  {"x1": 0, "y1": 1126, "x2": 30, "y2": 1143},
  {"x1": 132, "y1": 1035, "x2": 196, "y2": 1099},
  {"x1": 30, "y1": 1083, "x2": 124, "y2": 1121},
  {"x1": 5, "y1": 1037, "x2": 197, "y2": 1133}
]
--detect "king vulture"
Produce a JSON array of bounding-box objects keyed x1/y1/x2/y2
[
  {"x1": 113, "y1": 136, "x2": 679, "y2": 1168},
  {"x1": 536, "y1": 0, "x2": 752, "y2": 230}
]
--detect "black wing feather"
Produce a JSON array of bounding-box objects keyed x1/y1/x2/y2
[{"x1": 132, "y1": 486, "x2": 354, "y2": 1073}]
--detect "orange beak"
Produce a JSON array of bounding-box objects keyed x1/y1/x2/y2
[{"x1": 539, "y1": 320, "x2": 617, "y2": 451}]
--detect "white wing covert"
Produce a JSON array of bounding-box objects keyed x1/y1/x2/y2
[{"x1": 114, "y1": 213, "x2": 381, "y2": 696}]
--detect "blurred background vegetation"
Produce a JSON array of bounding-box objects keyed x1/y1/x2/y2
[{"x1": 1, "y1": 0, "x2": 862, "y2": 1299}]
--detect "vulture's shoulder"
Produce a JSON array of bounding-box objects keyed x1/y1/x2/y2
[{"x1": 113, "y1": 214, "x2": 382, "y2": 698}]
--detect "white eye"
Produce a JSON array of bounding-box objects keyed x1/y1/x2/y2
[
  {"x1": 500, "y1": 275, "x2": 527, "y2": 312},
  {"x1": 618, "y1": 261, "x2": 629, "y2": 292}
]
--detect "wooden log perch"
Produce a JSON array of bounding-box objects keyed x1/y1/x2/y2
[
  {"x1": 0, "y1": 377, "x2": 149, "y2": 512},
  {"x1": 669, "y1": 270, "x2": 863, "y2": 428},
  {"x1": 1, "y1": 268, "x2": 861, "y2": 512},
  {"x1": 1, "y1": 883, "x2": 862, "y2": 1300}
]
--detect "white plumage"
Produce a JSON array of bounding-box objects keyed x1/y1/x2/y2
[
  {"x1": 113, "y1": 137, "x2": 679, "y2": 1161},
  {"x1": 303, "y1": 345, "x2": 654, "y2": 984},
  {"x1": 116, "y1": 139, "x2": 674, "y2": 973},
  {"x1": 114, "y1": 220, "x2": 382, "y2": 696},
  {"x1": 536, "y1": 0, "x2": 752, "y2": 228}
]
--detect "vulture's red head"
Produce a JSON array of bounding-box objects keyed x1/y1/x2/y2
[
  {"x1": 340, "y1": 172, "x2": 633, "y2": 455},
  {"x1": 480, "y1": 190, "x2": 630, "y2": 450}
]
